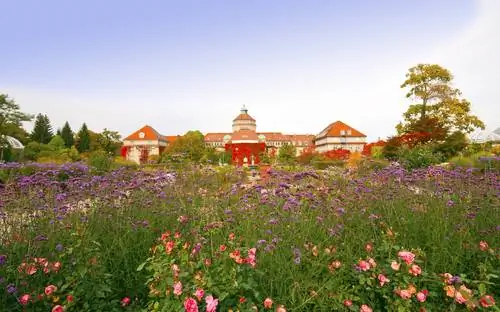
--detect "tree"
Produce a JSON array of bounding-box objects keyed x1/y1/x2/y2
[
  {"x1": 61, "y1": 121, "x2": 74, "y2": 148},
  {"x1": 31, "y1": 113, "x2": 54, "y2": 144},
  {"x1": 48, "y1": 135, "x2": 66, "y2": 150},
  {"x1": 278, "y1": 143, "x2": 297, "y2": 164},
  {"x1": 77, "y1": 123, "x2": 91, "y2": 153},
  {"x1": 98, "y1": 128, "x2": 122, "y2": 155},
  {"x1": 165, "y1": 130, "x2": 206, "y2": 162},
  {"x1": 0, "y1": 94, "x2": 33, "y2": 148},
  {"x1": 399, "y1": 64, "x2": 484, "y2": 135}
]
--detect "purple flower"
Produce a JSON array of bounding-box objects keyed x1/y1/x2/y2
[
  {"x1": 55, "y1": 244, "x2": 64, "y2": 252},
  {"x1": 0, "y1": 255, "x2": 6, "y2": 266},
  {"x1": 6, "y1": 283, "x2": 17, "y2": 294}
]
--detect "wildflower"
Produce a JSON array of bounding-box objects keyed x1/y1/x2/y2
[
  {"x1": 247, "y1": 248, "x2": 257, "y2": 267},
  {"x1": 358, "y1": 260, "x2": 371, "y2": 271},
  {"x1": 183, "y1": 297, "x2": 198, "y2": 312},
  {"x1": 51, "y1": 261, "x2": 62, "y2": 273},
  {"x1": 409, "y1": 264, "x2": 422, "y2": 276},
  {"x1": 6, "y1": 283, "x2": 17, "y2": 294},
  {"x1": 398, "y1": 251, "x2": 415, "y2": 264},
  {"x1": 360, "y1": 304, "x2": 373, "y2": 312},
  {"x1": 19, "y1": 294, "x2": 31, "y2": 305},
  {"x1": 312, "y1": 245, "x2": 318, "y2": 257},
  {"x1": 343, "y1": 300, "x2": 353, "y2": 307},
  {"x1": 479, "y1": 241, "x2": 489, "y2": 251},
  {"x1": 66, "y1": 295, "x2": 74, "y2": 303},
  {"x1": 444, "y1": 285, "x2": 456, "y2": 297},
  {"x1": 378, "y1": 274, "x2": 390, "y2": 286},
  {"x1": 455, "y1": 285, "x2": 472, "y2": 304},
  {"x1": 121, "y1": 297, "x2": 131, "y2": 307},
  {"x1": 52, "y1": 305, "x2": 64, "y2": 312},
  {"x1": 229, "y1": 233, "x2": 236, "y2": 240},
  {"x1": 442, "y1": 273, "x2": 453, "y2": 284},
  {"x1": 178, "y1": 215, "x2": 188, "y2": 223},
  {"x1": 219, "y1": 245, "x2": 227, "y2": 252},
  {"x1": 165, "y1": 241, "x2": 175, "y2": 254},
  {"x1": 173, "y1": 281, "x2": 183, "y2": 296},
  {"x1": 264, "y1": 297, "x2": 273, "y2": 309},
  {"x1": 55, "y1": 244, "x2": 64, "y2": 252},
  {"x1": 194, "y1": 288, "x2": 204, "y2": 301},
  {"x1": 367, "y1": 258, "x2": 377, "y2": 268},
  {"x1": 0, "y1": 255, "x2": 6, "y2": 265},
  {"x1": 479, "y1": 295, "x2": 495, "y2": 308},
  {"x1": 391, "y1": 261, "x2": 400, "y2": 271},
  {"x1": 45, "y1": 285, "x2": 58, "y2": 296},
  {"x1": 239, "y1": 297, "x2": 246, "y2": 304},
  {"x1": 205, "y1": 295, "x2": 219, "y2": 312},
  {"x1": 395, "y1": 288, "x2": 412, "y2": 300}
]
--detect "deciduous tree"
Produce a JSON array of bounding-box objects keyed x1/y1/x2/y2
[
  {"x1": 0, "y1": 94, "x2": 33, "y2": 146},
  {"x1": 98, "y1": 128, "x2": 122, "y2": 155},
  {"x1": 399, "y1": 64, "x2": 484, "y2": 135}
]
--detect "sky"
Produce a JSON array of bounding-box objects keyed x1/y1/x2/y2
[{"x1": 1, "y1": 0, "x2": 499, "y2": 141}]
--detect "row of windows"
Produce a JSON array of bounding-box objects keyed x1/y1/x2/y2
[{"x1": 205, "y1": 141, "x2": 309, "y2": 147}]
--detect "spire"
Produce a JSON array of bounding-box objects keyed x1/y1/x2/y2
[{"x1": 241, "y1": 104, "x2": 248, "y2": 114}]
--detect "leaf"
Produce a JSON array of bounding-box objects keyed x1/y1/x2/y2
[{"x1": 137, "y1": 262, "x2": 147, "y2": 271}]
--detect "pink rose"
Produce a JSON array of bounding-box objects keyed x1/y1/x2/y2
[
  {"x1": 51, "y1": 261, "x2": 62, "y2": 273},
  {"x1": 409, "y1": 264, "x2": 422, "y2": 276},
  {"x1": 343, "y1": 300, "x2": 353, "y2": 307},
  {"x1": 378, "y1": 274, "x2": 390, "y2": 286},
  {"x1": 360, "y1": 304, "x2": 373, "y2": 312},
  {"x1": 479, "y1": 241, "x2": 488, "y2": 251},
  {"x1": 45, "y1": 285, "x2": 58, "y2": 296},
  {"x1": 264, "y1": 297, "x2": 273, "y2": 309},
  {"x1": 276, "y1": 305, "x2": 287, "y2": 312},
  {"x1": 365, "y1": 243, "x2": 373, "y2": 253},
  {"x1": 398, "y1": 251, "x2": 415, "y2": 264},
  {"x1": 358, "y1": 260, "x2": 371, "y2": 271},
  {"x1": 416, "y1": 292, "x2": 427, "y2": 302},
  {"x1": 121, "y1": 297, "x2": 131, "y2": 307},
  {"x1": 194, "y1": 288, "x2": 204, "y2": 301},
  {"x1": 367, "y1": 258, "x2": 377, "y2": 268},
  {"x1": 173, "y1": 281, "x2": 183, "y2": 296},
  {"x1": 52, "y1": 305, "x2": 65, "y2": 312},
  {"x1": 183, "y1": 297, "x2": 199, "y2": 312},
  {"x1": 479, "y1": 295, "x2": 495, "y2": 308},
  {"x1": 391, "y1": 261, "x2": 400, "y2": 271},
  {"x1": 205, "y1": 295, "x2": 219, "y2": 312},
  {"x1": 19, "y1": 294, "x2": 31, "y2": 305}
]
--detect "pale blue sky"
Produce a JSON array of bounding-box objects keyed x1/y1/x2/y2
[{"x1": 1, "y1": 0, "x2": 498, "y2": 141}]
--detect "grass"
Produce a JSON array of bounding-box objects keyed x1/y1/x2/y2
[{"x1": 0, "y1": 162, "x2": 498, "y2": 311}]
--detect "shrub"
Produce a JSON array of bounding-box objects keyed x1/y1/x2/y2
[
  {"x1": 397, "y1": 146, "x2": 443, "y2": 170},
  {"x1": 88, "y1": 150, "x2": 114, "y2": 175}
]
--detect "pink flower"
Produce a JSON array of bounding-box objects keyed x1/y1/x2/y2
[
  {"x1": 479, "y1": 241, "x2": 489, "y2": 251},
  {"x1": 391, "y1": 261, "x2": 400, "y2": 271},
  {"x1": 66, "y1": 295, "x2": 74, "y2": 303},
  {"x1": 194, "y1": 288, "x2": 204, "y2": 301},
  {"x1": 398, "y1": 251, "x2": 415, "y2": 264},
  {"x1": 358, "y1": 260, "x2": 371, "y2": 271},
  {"x1": 396, "y1": 289, "x2": 412, "y2": 300},
  {"x1": 173, "y1": 281, "x2": 183, "y2": 296},
  {"x1": 264, "y1": 297, "x2": 273, "y2": 309},
  {"x1": 51, "y1": 261, "x2": 62, "y2": 273},
  {"x1": 479, "y1": 295, "x2": 495, "y2": 308},
  {"x1": 246, "y1": 248, "x2": 257, "y2": 267},
  {"x1": 165, "y1": 241, "x2": 175, "y2": 254},
  {"x1": 367, "y1": 258, "x2": 377, "y2": 268},
  {"x1": 360, "y1": 304, "x2": 373, "y2": 312},
  {"x1": 183, "y1": 297, "x2": 199, "y2": 312},
  {"x1": 416, "y1": 292, "x2": 427, "y2": 302},
  {"x1": 205, "y1": 295, "x2": 219, "y2": 312},
  {"x1": 219, "y1": 245, "x2": 227, "y2": 252},
  {"x1": 378, "y1": 274, "x2": 390, "y2": 286},
  {"x1": 121, "y1": 297, "x2": 131, "y2": 307},
  {"x1": 409, "y1": 264, "x2": 422, "y2": 276},
  {"x1": 26, "y1": 264, "x2": 37, "y2": 275},
  {"x1": 365, "y1": 243, "x2": 373, "y2": 253},
  {"x1": 52, "y1": 305, "x2": 64, "y2": 312},
  {"x1": 343, "y1": 300, "x2": 353, "y2": 307},
  {"x1": 19, "y1": 294, "x2": 31, "y2": 305},
  {"x1": 45, "y1": 285, "x2": 58, "y2": 296},
  {"x1": 229, "y1": 233, "x2": 236, "y2": 240}
]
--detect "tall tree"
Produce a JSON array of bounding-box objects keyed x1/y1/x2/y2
[
  {"x1": 98, "y1": 128, "x2": 122, "y2": 154},
  {"x1": 77, "y1": 123, "x2": 91, "y2": 153},
  {"x1": 0, "y1": 94, "x2": 33, "y2": 146},
  {"x1": 165, "y1": 130, "x2": 206, "y2": 162},
  {"x1": 399, "y1": 64, "x2": 484, "y2": 135},
  {"x1": 278, "y1": 143, "x2": 297, "y2": 164},
  {"x1": 31, "y1": 114, "x2": 54, "y2": 144},
  {"x1": 61, "y1": 121, "x2": 74, "y2": 148}
]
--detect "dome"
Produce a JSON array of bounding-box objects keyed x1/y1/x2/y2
[
  {"x1": 258, "y1": 134, "x2": 266, "y2": 142},
  {"x1": 1, "y1": 135, "x2": 24, "y2": 149}
]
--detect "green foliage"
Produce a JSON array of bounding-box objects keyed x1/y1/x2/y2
[
  {"x1": 399, "y1": 64, "x2": 484, "y2": 135},
  {"x1": 48, "y1": 135, "x2": 66, "y2": 150},
  {"x1": 61, "y1": 121, "x2": 75, "y2": 148},
  {"x1": 164, "y1": 131, "x2": 206, "y2": 163},
  {"x1": 77, "y1": 123, "x2": 91, "y2": 153},
  {"x1": 0, "y1": 93, "x2": 33, "y2": 143},
  {"x1": 278, "y1": 143, "x2": 297, "y2": 165},
  {"x1": 397, "y1": 145, "x2": 443, "y2": 170},
  {"x1": 382, "y1": 136, "x2": 402, "y2": 160},
  {"x1": 31, "y1": 113, "x2": 54, "y2": 144},
  {"x1": 88, "y1": 150, "x2": 114, "y2": 175},
  {"x1": 97, "y1": 128, "x2": 122, "y2": 155},
  {"x1": 433, "y1": 131, "x2": 468, "y2": 159}
]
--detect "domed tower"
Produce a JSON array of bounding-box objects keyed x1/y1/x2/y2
[{"x1": 232, "y1": 105, "x2": 256, "y2": 132}]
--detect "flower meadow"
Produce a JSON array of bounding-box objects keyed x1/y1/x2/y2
[{"x1": 0, "y1": 162, "x2": 498, "y2": 311}]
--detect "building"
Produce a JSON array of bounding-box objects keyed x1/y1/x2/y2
[
  {"x1": 121, "y1": 106, "x2": 366, "y2": 164},
  {"x1": 314, "y1": 121, "x2": 367, "y2": 153}
]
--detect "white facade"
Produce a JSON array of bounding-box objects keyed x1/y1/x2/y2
[
  {"x1": 314, "y1": 137, "x2": 366, "y2": 153},
  {"x1": 123, "y1": 139, "x2": 167, "y2": 164}
]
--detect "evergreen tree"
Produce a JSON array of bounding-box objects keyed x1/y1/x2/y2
[
  {"x1": 77, "y1": 123, "x2": 91, "y2": 152},
  {"x1": 61, "y1": 121, "x2": 75, "y2": 148},
  {"x1": 30, "y1": 114, "x2": 54, "y2": 144}
]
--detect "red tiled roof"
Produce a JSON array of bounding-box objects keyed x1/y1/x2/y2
[
  {"x1": 233, "y1": 113, "x2": 255, "y2": 122},
  {"x1": 230, "y1": 130, "x2": 259, "y2": 141},
  {"x1": 165, "y1": 135, "x2": 180, "y2": 143},
  {"x1": 317, "y1": 121, "x2": 366, "y2": 138},
  {"x1": 124, "y1": 125, "x2": 165, "y2": 141},
  {"x1": 205, "y1": 133, "x2": 230, "y2": 142}
]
